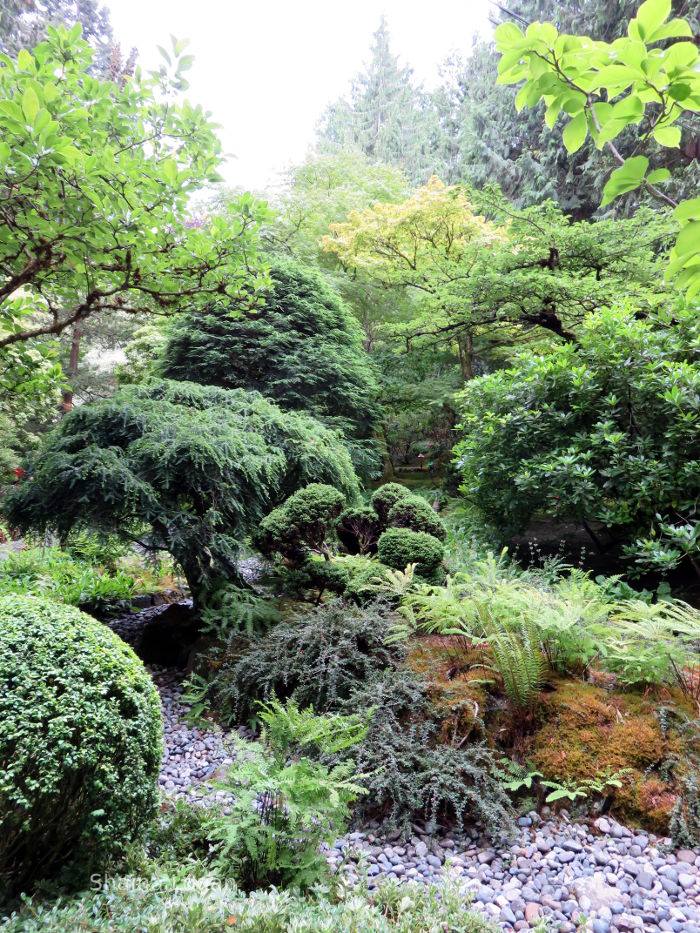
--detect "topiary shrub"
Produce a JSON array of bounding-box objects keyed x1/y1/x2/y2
[
  {"x1": 371, "y1": 483, "x2": 413, "y2": 524},
  {"x1": 387, "y1": 494, "x2": 446, "y2": 541},
  {"x1": 253, "y1": 484, "x2": 346, "y2": 565},
  {"x1": 206, "y1": 599, "x2": 403, "y2": 725},
  {"x1": 377, "y1": 527, "x2": 445, "y2": 582},
  {"x1": 0, "y1": 595, "x2": 163, "y2": 902},
  {"x1": 336, "y1": 505, "x2": 382, "y2": 555}
]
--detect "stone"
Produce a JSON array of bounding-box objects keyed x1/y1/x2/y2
[
  {"x1": 637, "y1": 870, "x2": 655, "y2": 890},
  {"x1": 676, "y1": 850, "x2": 697, "y2": 865},
  {"x1": 524, "y1": 902, "x2": 540, "y2": 923}
]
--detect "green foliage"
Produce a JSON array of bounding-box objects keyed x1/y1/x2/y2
[
  {"x1": 208, "y1": 599, "x2": 402, "y2": 726},
  {"x1": 0, "y1": 595, "x2": 162, "y2": 902},
  {"x1": 0, "y1": 869, "x2": 497, "y2": 932},
  {"x1": 495, "y1": 1, "x2": 700, "y2": 297},
  {"x1": 340, "y1": 670, "x2": 514, "y2": 840},
  {"x1": 387, "y1": 495, "x2": 446, "y2": 541},
  {"x1": 162, "y1": 257, "x2": 381, "y2": 479},
  {"x1": 602, "y1": 599, "x2": 700, "y2": 693},
  {"x1": 371, "y1": 483, "x2": 412, "y2": 523},
  {"x1": 336, "y1": 505, "x2": 382, "y2": 554},
  {"x1": 254, "y1": 484, "x2": 347, "y2": 565},
  {"x1": 454, "y1": 305, "x2": 700, "y2": 575},
  {"x1": 210, "y1": 698, "x2": 367, "y2": 892},
  {"x1": 3, "y1": 380, "x2": 358, "y2": 606},
  {"x1": 324, "y1": 178, "x2": 671, "y2": 374},
  {"x1": 483, "y1": 618, "x2": 546, "y2": 710},
  {"x1": 0, "y1": 545, "x2": 143, "y2": 614},
  {"x1": 377, "y1": 527, "x2": 445, "y2": 582},
  {"x1": 0, "y1": 28, "x2": 268, "y2": 356},
  {"x1": 199, "y1": 584, "x2": 281, "y2": 640}
]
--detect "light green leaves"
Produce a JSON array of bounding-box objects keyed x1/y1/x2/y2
[
  {"x1": 21, "y1": 87, "x2": 39, "y2": 123},
  {"x1": 495, "y1": 1, "x2": 700, "y2": 298},
  {"x1": 601, "y1": 156, "x2": 649, "y2": 206},
  {"x1": 653, "y1": 125, "x2": 681, "y2": 148},
  {"x1": 563, "y1": 111, "x2": 588, "y2": 153}
]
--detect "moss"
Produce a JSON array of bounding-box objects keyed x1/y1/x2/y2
[
  {"x1": 405, "y1": 640, "x2": 490, "y2": 743},
  {"x1": 526, "y1": 679, "x2": 683, "y2": 831}
]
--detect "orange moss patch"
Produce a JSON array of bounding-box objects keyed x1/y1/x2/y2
[
  {"x1": 406, "y1": 639, "x2": 492, "y2": 743},
  {"x1": 525, "y1": 679, "x2": 681, "y2": 831}
]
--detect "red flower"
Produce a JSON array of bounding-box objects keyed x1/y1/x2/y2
[{"x1": 12, "y1": 468, "x2": 26, "y2": 478}]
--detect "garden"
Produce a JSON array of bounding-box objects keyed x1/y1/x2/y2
[{"x1": 0, "y1": 1, "x2": 699, "y2": 931}]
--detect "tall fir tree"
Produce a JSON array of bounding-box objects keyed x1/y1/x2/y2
[{"x1": 317, "y1": 16, "x2": 432, "y2": 184}]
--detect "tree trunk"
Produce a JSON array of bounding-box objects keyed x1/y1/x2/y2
[
  {"x1": 62, "y1": 326, "x2": 81, "y2": 411},
  {"x1": 457, "y1": 330, "x2": 474, "y2": 384}
]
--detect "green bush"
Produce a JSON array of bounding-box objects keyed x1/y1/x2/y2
[
  {"x1": 207, "y1": 599, "x2": 403, "y2": 725},
  {"x1": 0, "y1": 595, "x2": 162, "y2": 902},
  {"x1": 371, "y1": 483, "x2": 413, "y2": 524},
  {"x1": 338, "y1": 669, "x2": 514, "y2": 841},
  {"x1": 387, "y1": 495, "x2": 446, "y2": 541},
  {"x1": 254, "y1": 484, "x2": 347, "y2": 565},
  {"x1": 454, "y1": 304, "x2": 700, "y2": 576},
  {"x1": 377, "y1": 527, "x2": 445, "y2": 582}
]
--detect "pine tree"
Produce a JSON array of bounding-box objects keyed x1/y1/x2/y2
[{"x1": 318, "y1": 17, "x2": 431, "y2": 184}]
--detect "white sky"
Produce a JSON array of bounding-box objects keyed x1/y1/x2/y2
[{"x1": 107, "y1": 0, "x2": 494, "y2": 191}]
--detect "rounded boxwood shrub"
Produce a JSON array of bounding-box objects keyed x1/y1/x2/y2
[
  {"x1": 377, "y1": 527, "x2": 445, "y2": 581},
  {"x1": 387, "y1": 495, "x2": 446, "y2": 541},
  {"x1": 0, "y1": 595, "x2": 163, "y2": 901},
  {"x1": 253, "y1": 484, "x2": 346, "y2": 565},
  {"x1": 371, "y1": 482, "x2": 412, "y2": 524}
]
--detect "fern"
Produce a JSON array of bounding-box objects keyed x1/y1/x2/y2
[
  {"x1": 482, "y1": 618, "x2": 546, "y2": 710},
  {"x1": 210, "y1": 698, "x2": 368, "y2": 892}
]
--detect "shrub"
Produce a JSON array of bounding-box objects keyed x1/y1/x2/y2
[
  {"x1": 211, "y1": 698, "x2": 367, "y2": 892},
  {"x1": 387, "y1": 494, "x2": 446, "y2": 541},
  {"x1": 0, "y1": 595, "x2": 162, "y2": 902},
  {"x1": 337, "y1": 669, "x2": 514, "y2": 841},
  {"x1": 336, "y1": 505, "x2": 382, "y2": 554},
  {"x1": 454, "y1": 304, "x2": 700, "y2": 576},
  {"x1": 371, "y1": 483, "x2": 413, "y2": 524},
  {"x1": 207, "y1": 599, "x2": 403, "y2": 725},
  {"x1": 377, "y1": 527, "x2": 444, "y2": 582},
  {"x1": 4, "y1": 380, "x2": 358, "y2": 607},
  {"x1": 253, "y1": 484, "x2": 346, "y2": 564}
]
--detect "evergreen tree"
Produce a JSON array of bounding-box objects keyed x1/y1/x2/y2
[
  {"x1": 162, "y1": 258, "x2": 382, "y2": 480},
  {"x1": 317, "y1": 17, "x2": 431, "y2": 184}
]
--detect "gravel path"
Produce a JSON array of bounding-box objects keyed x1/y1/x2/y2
[{"x1": 108, "y1": 605, "x2": 700, "y2": 933}]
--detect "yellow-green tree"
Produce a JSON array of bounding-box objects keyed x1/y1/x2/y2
[{"x1": 323, "y1": 176, "x2": 671, "y2": 381}]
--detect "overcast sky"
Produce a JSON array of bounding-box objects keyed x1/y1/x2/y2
[{"x1": 107, "y1": 0, "x2": 494, "y2": 191}]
